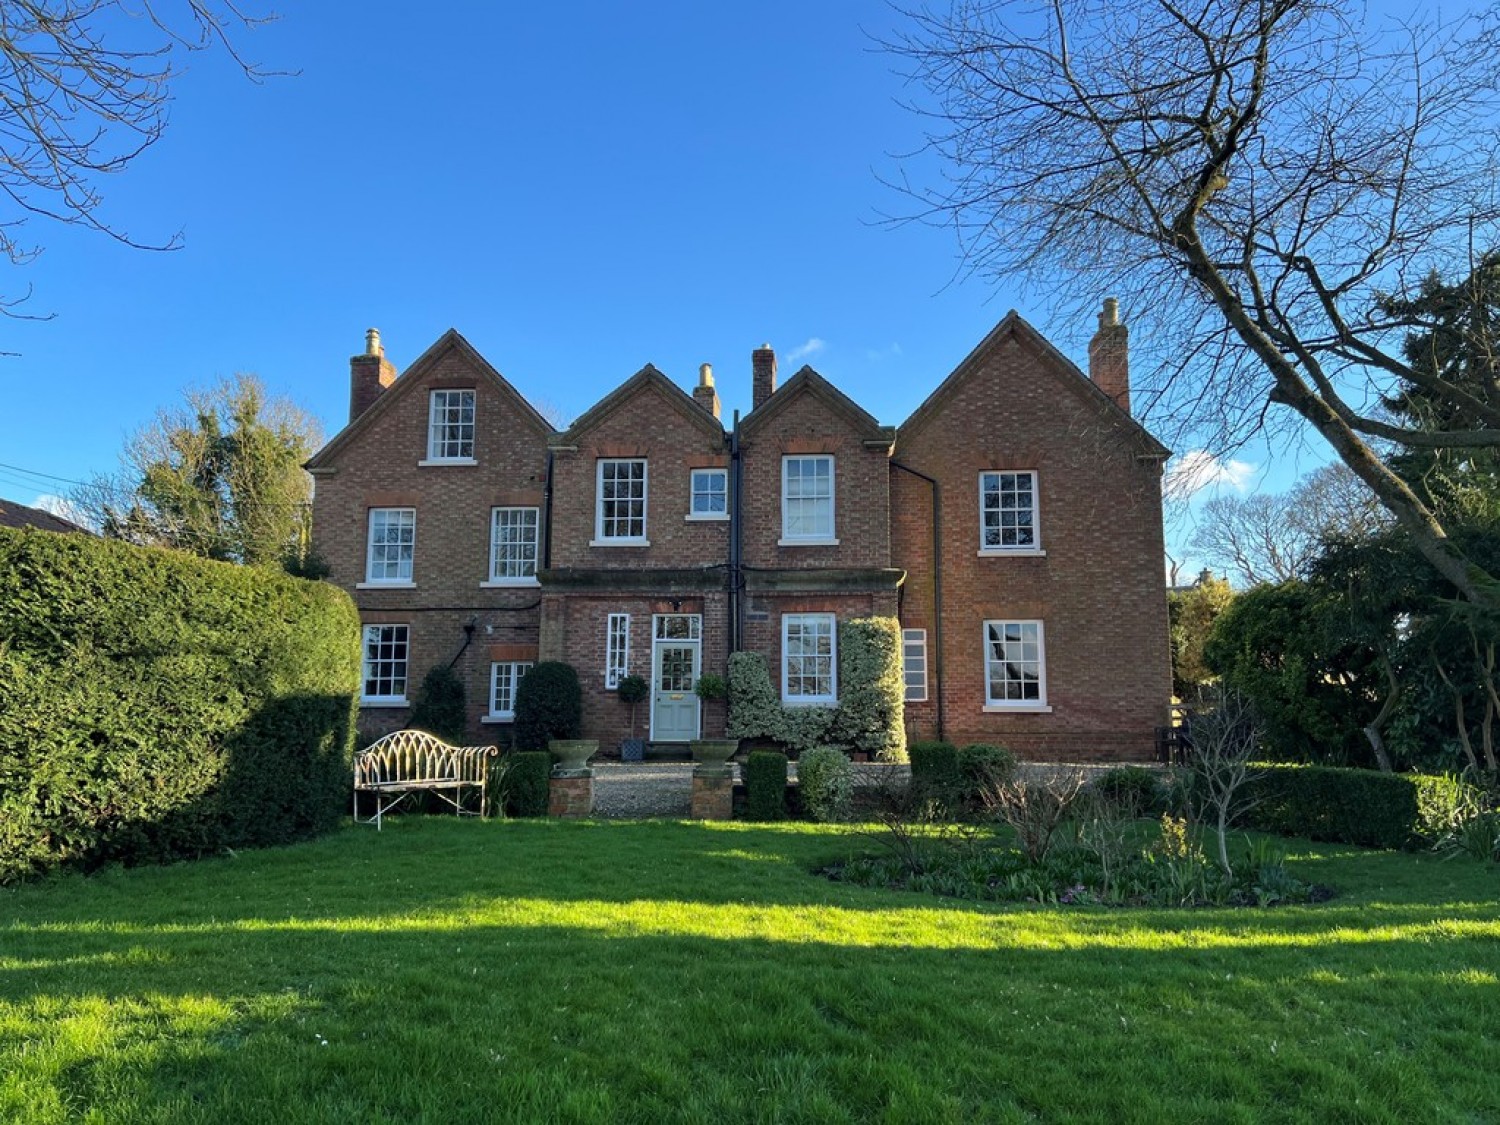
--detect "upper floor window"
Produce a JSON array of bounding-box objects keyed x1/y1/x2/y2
[
  {"x1": 427, "y1": 389, "x2": 475, "y2": 461},
  {"x1": 488, "y1": 661, "x2": 532, "y2": 721},
  {"x1": 781, "y1": 455, "x2": 835, "y2": 543},
  {"x1": 980, "y1": 471, "x2": 1039, "y2": 552},
  {"x1": 689, "y1": 468, "x2": 728, "y2": 519},
  {"x1": 596, "y1": 458, "x2": 647, "y2": 543},
  {"x1": 902, "y1": 628, "x2": 928, "y2": 703},
  {"x1": 782, "y1": 613, "x2": 837, "y2": 704},
  {"x1": 489, "y1": 507, "x2": 539, "y2": 583},
  {"x1": 362, "y1": 624, "x2": 410, "y2": 704},
  {"x1": 365, "y1": 508, "x2": 415, "y2": 584},
  {"x1": 984, "y1": 620, "x2": 1046, "y2": 708}
]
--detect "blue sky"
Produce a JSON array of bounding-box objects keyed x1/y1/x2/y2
[{"x1": 0, "y1": 1, "x2": 1315, "y2": 565}]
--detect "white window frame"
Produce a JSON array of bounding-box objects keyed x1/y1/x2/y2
[
  {"x1": 592, "y1": 458, "x2": 649, "y2": 545},
  {"x1": 361, "y1": 624, "x2": 410, "y2": 705},
  {"x1": 484, "y1": 506, "x2": 540, "y2": 586},
  {"x1": 421, "y1": 389, "x2": 477, "y2": 464},
  {"x1": 360, "y1": 508, "x2": 416, "y2": 587},
  {"x1": 779, "y1": 454, "x2": 837, "y2": 545},
  {"x1": 978, "y1": 470, "x2": 1044, "y2": 556},
  {"x1": 687, "y1": 467, "x2": 729, "y2": 521},
  {"x1": 782, "y1": 613, "x2": 838, "y2": 705},
  {"x1": 902, "y1": 628, "x2": 928, "y2": 703},
  {"x1": 484, "y1": 661, "x2": 533, "y2": 722},
  {"x1": 605, "y1": 613, "x2": 631, "y2": 689},
  {"x1": 982, "y1": 619, "x2": 1050, "y2": 711}
]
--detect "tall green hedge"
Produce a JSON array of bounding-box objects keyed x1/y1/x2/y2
[
  {"x1": 1239, "y1": 764, "x2": 1459, "y2": 850},
  {"x1": 0, "y1": 527, "x2": 360, "y2": 883}
]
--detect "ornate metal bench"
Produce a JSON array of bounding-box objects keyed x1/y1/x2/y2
[{"x1": 353, "y1": 729, "x2": 500, "y2": 830}]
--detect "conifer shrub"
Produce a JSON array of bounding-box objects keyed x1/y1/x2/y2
[
  {"x1": 744, "y1": 750, "x2": 789, "y2": 820},
  {"x1": 0, "y1": 526, "x2": 359, "y2": 883},
  {"x1": 908, "y1": 740, "x2": 962, "y2": 811},
  {"x1": 799, "y1": 746, "x2": 854, "y2": 823},
  {"x1": 513, "y1": 661, "x2": 582, "y2": 750},
  {"x1": 407, "y1": 665, "x2": 468, "y2": 745}
]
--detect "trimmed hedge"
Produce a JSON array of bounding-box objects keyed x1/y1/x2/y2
[
  {"x1": 513, "y1": 662, "x2": 582, "y2": 750},
  {"x1": 957, "y1": 743, "x2": 1018, "y2": 801},
  {"x1": 909, "y1": 740, "x2": 961, "y2": 808},
  {"x1": 799, "y1": 746, "x2": 854, "y2": 823},
  {"x1": 744, "y1": 750, "x2": 789, "y2": 820},
  {"x1": 0, "y1": 527, "x2": 359, "y2": 883},
  {"x1": 1240, "y1": 764, "x2": 1457, "y2": 850},
  {"x1": 502, "y1": 751, "x2": 551, "y2": 817}
]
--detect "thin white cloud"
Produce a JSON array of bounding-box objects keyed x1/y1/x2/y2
[
  {"x1": 785, "y1": 337, "x2": 826, "y2": 364},
  {"x1": 864, "y1": 342, "x2": 903, "y2": 362},
  {"x1": 1162, "y1": 450, "x2": 1256, "y2": 500}
]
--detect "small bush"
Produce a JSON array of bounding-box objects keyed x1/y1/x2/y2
[
  {"x1": 1242, "y1": 765, "x2": 1429, "y2": 849},
  {"x1": 1090, "y1": 766, "x2": 1168, "y2": 818},
  {"x1": 407, "y1": 665, "x2": 468, "y2": 745},
  {"x1": 513, "y1": 662, "x2": 582, "y2": 750},
  {"x1": 909, "y1": 740, "x2": 961, "y2": 811},
  {"x1": 502, "y1": 751, "x2": 552, "y2": 817},
  {"x1": 799, "y1": 747, "x2": 854, "y2": 823},
  {"x1": 744, "y1": 750, "x2": 789, "y2": 820},
  {"x1": 958, "y1": 744, "x2": 1018, "y2": 801}
]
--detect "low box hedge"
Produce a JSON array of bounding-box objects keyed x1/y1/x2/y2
[
  {"x1": 1240, "y1": 764, "x2": 1454, "y2": 850},
  {"x1": 0, "y1": 527, "x2": 360, "y2": 883},
  {"x1": 744, "y1": 750, "x2": 788, "y2": 820}
]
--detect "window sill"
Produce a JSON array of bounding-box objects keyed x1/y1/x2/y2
[
  {"x1": 589, "y1": 538, "x2": 651, "y2": 548},
  {"x1": 977, "y1": 548, "x2": 1046, "y2": 558},
  {"x1": 782, "y1": 697, "x2": 838, "y2": 707},
  {"x1": 778, "y1": 537, "x2": 840, "y2": 547},
  {"x1": 685, "y1": 513, "x2": 730, "y2": 522},
  {"x1": 480, "y1": 578, "x2": 541, "y2": 588},
  {"x1": 361, "y1": 698, "x2": 410, "y2": 708},
  {"x1": 480, "y1": 714, "x2": 516, "y2": 724},
  {"x1": 356, "y1": 581, "x2": 416, "y2": 590},
  {"x1": 417, "y1": 457, "x2": 478, "y2": 467},
  {"x1": 982, "y1": 704, "x2": 1053, "y2": 713}
]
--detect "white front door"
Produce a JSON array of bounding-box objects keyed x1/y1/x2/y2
[{"x1": 650, "y1": 614, "x2": 701, "y2": 742}]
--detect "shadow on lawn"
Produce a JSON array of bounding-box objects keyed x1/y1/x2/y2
[{"x1": 2, "y1": 912, "x2": 1498, "y2": 1124}]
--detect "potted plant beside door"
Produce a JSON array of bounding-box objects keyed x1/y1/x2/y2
[
  {"x1": 689, "y1": 674, "x2": 736, "y2": 770},
  {"x1": 617, "y1": 674, "x2": 648, "y2": 762}
]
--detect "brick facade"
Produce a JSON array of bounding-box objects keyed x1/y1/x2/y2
[{"x1": 310, "y1": 309, "x2": 1172, "y2": 762}]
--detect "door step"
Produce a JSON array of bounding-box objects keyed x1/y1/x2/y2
[{"x1": 644, "y1": 742, "x2": 692, "y2": 762}]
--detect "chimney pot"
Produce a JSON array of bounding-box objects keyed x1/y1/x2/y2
[
  {"x1": 693, "y1": 361, "x2": 721, "y2": 420},
  {"x1": 365, "y1": 327, "x2": 383, "y2": 357},
  {"x1": 699, "y1": 362, "x2": 714, "y2": 387}
]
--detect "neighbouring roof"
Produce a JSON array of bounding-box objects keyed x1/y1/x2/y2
[
  {"x1": 738, "y1": 365, "x2": 895, "y2": 446},
  {"x1": 897, "y1": 310, "x2": 1171, "y2": 458},
  {"x1": 549, "y1": 363, "x2": 725, "y2": 447},
  {"x1": 306, "y1": 328, "x2": 555, "y2": 471},
  {"x1": 0, "y1": 498, "x2": 90, "y2": 534}
]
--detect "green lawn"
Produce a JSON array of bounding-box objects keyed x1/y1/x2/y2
[{"x1": 1, "y1": 819, "x2": 1496, "y2": 1124}]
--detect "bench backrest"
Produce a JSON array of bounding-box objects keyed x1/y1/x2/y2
[{"x1": 354, "y1": 729, "x2": 498, "y2": 787}]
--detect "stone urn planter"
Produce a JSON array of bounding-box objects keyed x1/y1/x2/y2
[
  {"x1": 548, "y1": 739, "x2": 598, "y2": 773},
  {"x1": 689, "y1": 739, "x2": 738, "y2": 773}
]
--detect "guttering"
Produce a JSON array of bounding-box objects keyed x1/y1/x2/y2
[{"x1": 890, "y1": 459, "x2": 944, "y2": 742}]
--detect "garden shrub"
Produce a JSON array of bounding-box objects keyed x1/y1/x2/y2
[
  {"x1": 1240, "y1": 764, "x2": 1434, "y2": 849},
  {"x1": 502, "y1": 751, "x2": 552, "y2": 817},
  {"x1": 1090, "y1": 766, "x2": 1168, "y2": 818},
  {"x1": 727, "y1": 652, "x2": 784, "y2": 740},
  {"x1": 513, "y1": 662, "x2": 582, "y2": 750},
  {"x1": 799, "y1": 746, "x2": 854, "y2": 823},
  {"x1": 407, "y1": 664, "x2": 468, "y2": 745},
  {"x1": 908, "y1": 740, "x2": 961, "y2": 810},
  {"x1": 957, "y1": 743, "x2": 1018, "y2": 802},
  {"x1": 0, "y1": 526, "x2": 359, "y2": 884},
  {"x1": 744, "y1": 750, "x2": 789, "y2": 820}
]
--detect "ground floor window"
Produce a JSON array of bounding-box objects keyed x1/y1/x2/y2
[
  {"x1": 489, "y1": 661, "x2": 533, "y2": 720},
  {"x1": 605, "y1": 613, "x2": 630, "y2": 689},
  {"x1": 902, "y1": 628, "x2": 928, "y2": 702},
  {"x1": 361, "y1": 624, "x2": 409, "y2": 703},
  {"x1": 983, "y1": 620, "x2": 1045, "y2": 707},
  {"x1": 783, "y1": 613, "x2": 837, "y2": 704}
]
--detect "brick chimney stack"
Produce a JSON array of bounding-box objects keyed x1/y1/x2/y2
[
  {"x1": 752, "y1": 343, "x2": 777, "y2": 411},
  {"x1": 349, "y1": 327, "x2": 397, "y2": 423},
  {"x1": 1088, "y1": 297, "x2": 1131, "y2": 414},
  {"x1": 693, "y1": 362, "x2": 721, "y2": 420}
]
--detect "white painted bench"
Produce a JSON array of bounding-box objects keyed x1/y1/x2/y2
[{"x1": 353, "y1": 729, "x2": 500, "y2": 830}]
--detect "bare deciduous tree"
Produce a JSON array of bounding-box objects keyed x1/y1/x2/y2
[
  {"x1": 0, "y1": 1, "x2": 272, "y2": 313},
  {"x1": 886, "y1": 0, "x2": 1500, "y2": 604},
  {"x1": 1186, "y1": 692, "x2": 1262, "y2": 875}
]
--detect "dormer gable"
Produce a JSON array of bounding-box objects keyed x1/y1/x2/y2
[
  {"x1": 739, "y1": 365, "x2": 895, "y2": 450},
  {"x1": 306, "y1": 329, "x2": 554, "y2": 472},
  {"x1": 548, "y1": 364, "x2": 726, "y2": 449}
]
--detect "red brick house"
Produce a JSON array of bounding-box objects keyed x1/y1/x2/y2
[{"x1": 308, "y1": 304, "x2": 1172, "y2": 760}]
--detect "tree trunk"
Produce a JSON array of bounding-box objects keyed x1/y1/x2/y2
[
  {"x1": 1434, "y1": 656, "x2": 1482, "y2": 773},
  {"x1": 1361, "y1": 655, "x2": 1399, "y2": 773}
]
